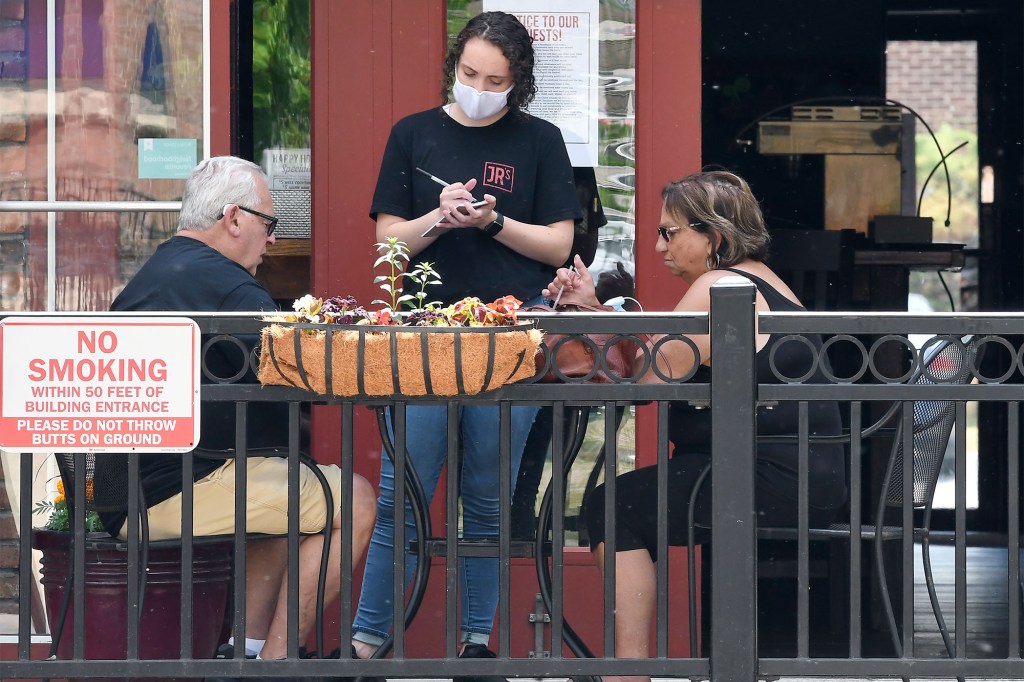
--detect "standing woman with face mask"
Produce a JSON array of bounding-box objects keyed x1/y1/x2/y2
[{"x1": 351, "y1": 12, "x2": 581, "y2": 679}]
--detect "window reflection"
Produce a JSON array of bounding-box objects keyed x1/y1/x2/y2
[
  {"x1": 140, "y1": 23, "x2": 166, "y2": 108},
  {"x1": 0, "y1": 0, "x2": 204, "y2": 312}
]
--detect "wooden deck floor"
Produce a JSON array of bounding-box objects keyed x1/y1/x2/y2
[
  {"x1": 757, "y1": 542, "x2": 1023, "y2": 660},
  {"x1": 910, "y1": 543, "x2": 1021, "y2": 660}
]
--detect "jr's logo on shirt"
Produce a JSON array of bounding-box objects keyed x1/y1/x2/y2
[{"x1": 482, "y1": 162, "x2": 514, "y2": 193}]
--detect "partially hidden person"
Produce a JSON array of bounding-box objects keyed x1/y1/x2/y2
[
  {"x1": 543, "y1": 169, "x2": 848, "y2": 682},
  {"x1": 103, "y1": 155, "x2": 376, "y2": 677}
]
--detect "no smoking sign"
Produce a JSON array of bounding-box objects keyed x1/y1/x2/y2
[{"x1": 0, "y1": 317, "x2": 200, "y2": 452}]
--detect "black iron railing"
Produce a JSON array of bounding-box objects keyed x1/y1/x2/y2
[{"x1": 4, "y1": 279, "x2": 1023, "y2": 681}]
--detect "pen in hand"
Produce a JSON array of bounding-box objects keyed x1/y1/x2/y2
[
  {"x1": 416, "y1": 167, "x2": 489, "y2": 236},
  {"x1": 415, "y1": 167, "x2": 451, "y2": 188},
  {"x1": 416, "y1": 168, "x2": 454, "y2": 238},
  {"x1": 553, "y1": 265, "x2": 578, "y2": 307}
]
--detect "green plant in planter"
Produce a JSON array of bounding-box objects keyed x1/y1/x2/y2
[
  {"x1": 277, "y1": 238, "x2": 523, "y2": 327},
  {"x1": 33, "y1": 478, "x2": 104, "y2": 532},
  {"x1": 372, "y1": 236, "x2": 442, "y2": 314}
]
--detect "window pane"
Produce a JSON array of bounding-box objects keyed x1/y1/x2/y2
[
  {"x1": 251, "y1": 0, "x2": 311, "y2": 242},
  {"x1": 0, "y1": 0, "x2": 205, "y2": 312},
  {"x1": 886, "y1": 40, "x2": 980, "y2": 310},
  {"x1": 252, "y1": 0, "x2": 310, "y2": 159},
  {"x1": 886, "y1": 39, "x2": 980, "y2": 510}
]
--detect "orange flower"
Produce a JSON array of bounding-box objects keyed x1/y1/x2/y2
[{"x1": 54, "y1": 478, "x2": 95, "y2": 501}]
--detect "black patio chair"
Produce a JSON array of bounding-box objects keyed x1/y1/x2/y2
[
  {"x1": 687, "y1": 334, "x2": 982, "y2": 663},
  {"x1": 50, "y1": 446, "x2": 335, "y2": 660}
]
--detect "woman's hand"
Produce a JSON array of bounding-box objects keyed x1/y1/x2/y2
[
  {"x1": 542, "y1": 255, "x2": 600, "y2": 307},
  {"x1": 437, "y1": 177, "x2": 497, "y2": 229}
]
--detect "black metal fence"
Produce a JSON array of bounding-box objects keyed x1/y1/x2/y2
[{"x1": 4, "y1": 278, "x2": 1023, "y2": 681}]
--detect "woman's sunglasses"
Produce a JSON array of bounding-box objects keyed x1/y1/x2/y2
[{"x1": 657, "y1": 222, "x2": 703, "y2": 241}]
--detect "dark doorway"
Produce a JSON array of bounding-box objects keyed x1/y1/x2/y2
[{"x1": 700, "y1": 0, "x2": 1023, "y2": 534}]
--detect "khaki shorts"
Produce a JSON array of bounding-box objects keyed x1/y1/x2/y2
[{"x1": 120, "y1": 457, "x2": 342, "y2": 541}]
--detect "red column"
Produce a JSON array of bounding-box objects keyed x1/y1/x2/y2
[
  {"x1": 633, "y1": 0, "x2": 702, "y2": 468},
  {"x1": 309, "y1": 0, "x2": 446, "y2": 473}
]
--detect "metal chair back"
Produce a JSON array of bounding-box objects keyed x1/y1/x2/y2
[
  {"x1": 54, "y1": 452, "x2": 131, "y2": 519},
  {"x1": 881, "y1": 335, "x2": 981, "y2": 513}
]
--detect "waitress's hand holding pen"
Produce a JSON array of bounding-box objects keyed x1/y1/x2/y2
[{"x1": 416, "y1": 167, "x2": 495, "y2": 232}]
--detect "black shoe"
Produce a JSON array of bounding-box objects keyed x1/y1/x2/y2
[
  {"x1": 204, "y1": 643, "x2": 257, "y2": 682},
  {"x1": 349, "y1": 645, "x2": 387, "y2": 682},
  {"x1": 454, "y1": 643, "x2": 508, "y2": 682},
  {"x1": 214, "y1": 642, "x2": 257, "y2": 659},
  {"x1": 296, "y1": 647, "x2": 350, "y2": 682}
]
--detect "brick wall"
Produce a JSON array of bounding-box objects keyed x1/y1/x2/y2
[
  {"x1": 886, "y1": 40, "x2": 978, "y2": 131},
  {"x1": 0, "y1": 0, "x2": 28, "y2": 317},
  {"x1": 0, "y1": 459, "x2": 17, "y2": 618},
  {"x1": 0, "y1": 0, "x2": 26, "y2": 618}
]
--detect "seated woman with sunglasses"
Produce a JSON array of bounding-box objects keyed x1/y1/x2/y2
[{"x1": 543, "y1": 169, "x2": 847, "y2": 682}]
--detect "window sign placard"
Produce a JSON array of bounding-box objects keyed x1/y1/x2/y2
[
  {"x1": 485, "y1": 0, "x2": 600, "y2": 166},
  {"x1": 138, "y1": 138, "x2": 198, "y2": 179},
  {"x1": 262, "y1": 148, "x2": 312, "y2": 191},
  {"x1": 0, "y1": 317, "x2": 201, "y2": 453}
]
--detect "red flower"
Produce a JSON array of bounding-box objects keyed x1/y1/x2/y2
[{"x1": 490, "y1": 295, "x2": 522, "y2": 315}]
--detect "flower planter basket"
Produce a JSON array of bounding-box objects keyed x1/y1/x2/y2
[{"x1": 258, "y1": 322, "x2": 543, "y2": 397}]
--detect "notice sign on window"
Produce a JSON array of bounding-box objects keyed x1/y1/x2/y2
[
  {"x1": 0, "y1": 317, "x2": 200, "y2": 453},
  {"x1": 485, "y1": 0, "x2": 600, "y2": 166}
]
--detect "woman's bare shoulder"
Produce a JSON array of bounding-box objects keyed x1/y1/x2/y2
[{"x1": 710, "y1": 261, "x2": 803, "y2": 307}]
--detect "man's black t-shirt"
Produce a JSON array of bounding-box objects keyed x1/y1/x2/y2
[
  {"x1": 100, "y1": 235, "x2": 282, "y2": 534},
  {"x1": 370, "y1": 107, "x2": 582, "y2": 304}
]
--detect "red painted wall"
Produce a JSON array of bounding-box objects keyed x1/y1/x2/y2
[
  {"x1": 309, "y1": 1, "x2": 447, "y2": 485},
  {"x1": 209, "y1": 0, "x2": 233, "y2": 157}
]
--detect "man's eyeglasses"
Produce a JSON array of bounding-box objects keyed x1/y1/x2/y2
[
  {"x1": 224, "y1": 204, "x2": 279, "y2": 237},
  {"x1": 657, "y1": 222, "x2": 703, "y2": 241}
]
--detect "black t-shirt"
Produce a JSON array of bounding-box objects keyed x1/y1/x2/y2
[
  {"x1": 100, "y1": 235, "x2": 283, "y2": 534},
  {"x1": 370, "y1": 107, "x2": 582, "y2": 304}
]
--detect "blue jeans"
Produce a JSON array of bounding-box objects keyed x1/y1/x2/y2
[{"x1": 352, "y1": 403, "x2": 539, "y2": 646}]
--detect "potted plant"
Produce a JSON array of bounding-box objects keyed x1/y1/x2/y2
[
  {"x1": 32, "y1": 472, "x2": 232, "y2": 682},
  {"x1": 258, "y1": 238, "x2": 543, "y2": 396}
]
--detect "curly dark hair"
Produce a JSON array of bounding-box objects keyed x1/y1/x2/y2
[{"x1": 441, "y1": 11, "x2": 537, "y2": 116}]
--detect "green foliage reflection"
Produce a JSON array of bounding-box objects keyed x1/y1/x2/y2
[
  {"x1": 915, "y1": 123, "x2": 978, "y2": 248},
  {"x1": 253, "y1": 0, "x2": 311, "y2": 156}
]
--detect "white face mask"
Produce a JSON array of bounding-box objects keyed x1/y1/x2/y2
[{"x1": 452, "y1": 69, "x2": 512, "y2": 120}]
